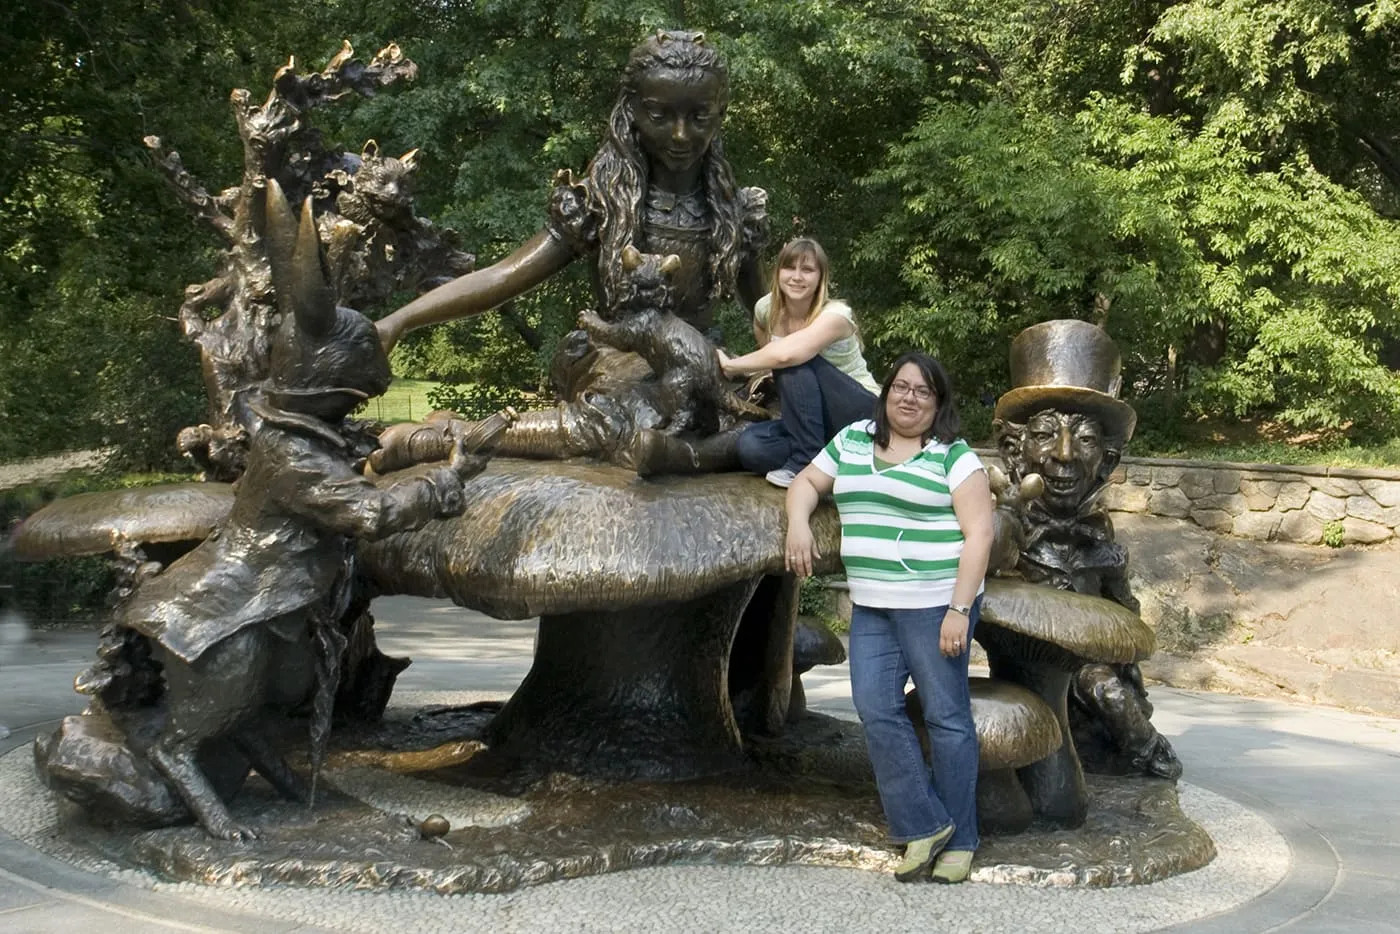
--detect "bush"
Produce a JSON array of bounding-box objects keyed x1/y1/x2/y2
[
  {"x1": 798, "y1": 575, "x2": 848, "y2": 632},
  {"x1": 1322, "y1": 520, "x2": 1346, "y2": 548}
]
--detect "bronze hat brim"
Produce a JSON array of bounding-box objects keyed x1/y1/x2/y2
[{"x1": 993, "y1": 386, "x2": 1137, "y2": 443}]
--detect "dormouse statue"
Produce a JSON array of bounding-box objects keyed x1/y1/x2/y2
[{"x1": 44, "y1": 180, "x2": 511, "y2": 841}]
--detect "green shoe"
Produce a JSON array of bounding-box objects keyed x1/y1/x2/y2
[
  {"x1": 931, "y1": 849, "x2": 974, "y2": 884},
  {"x1": 893, "y1": 824, "x2": 954, "y2": 883}
]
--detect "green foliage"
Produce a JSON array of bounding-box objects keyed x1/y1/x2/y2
[
  {"x1": 1, "y1": 470, "x2": 193, "y2": 623},
  {"x1": 957, "y1": 398, "x2": 995, "y2": 446},
  {"x1": 4, "y1": 0, "x2": 1400, "y2": 460},
  {"x1": 858, "y1": 89, "x2": 1400, "y2": 436},
  {"x1": 0, "y1": 0, "x2": 349, "y2": 468},
  {"x1": 1322, "y1": 519, "x2": 1346, "y2": 548},
  {"x1": 426, "y1": 383, "x2": 534, "y2": 421},
  {"x1": 1128, "y1": 429, "x2": 1400, "y2": 469},
  {"x1": 797, "y1": 575, "x2": 846, "y2": 632}
]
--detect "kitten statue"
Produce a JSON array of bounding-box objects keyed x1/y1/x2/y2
[{"x1": 578, "y1": 246, "x2": 769, "y2": 434}]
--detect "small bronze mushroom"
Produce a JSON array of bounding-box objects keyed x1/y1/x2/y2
[
  {"x1": 419, "y1": 813, "x2": 451, "y2": 839},
  {"x1": 11, "y1": 483, "x2": 234, "y2": 563},
  {"x1": 976, "y1": 578, "x2": 1154, "y2": 827},
  {"x1": 906, "y1": 677, "x2": 1062, "y2": 834}
]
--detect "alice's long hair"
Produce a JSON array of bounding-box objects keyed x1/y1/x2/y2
[
  {"x1": 767, "y1": 238, "x2": 831, "y2": 328},
  {"x1": 871, "y1": 351, "x2": 961, "y2": 448},
  {"x1": 587, "y1": 30, "x2": 744, "y2": 308}
]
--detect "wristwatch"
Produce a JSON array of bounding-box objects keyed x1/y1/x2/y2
[{"x1": 947, "y1": 602, "x2": 972, "y2": 617}]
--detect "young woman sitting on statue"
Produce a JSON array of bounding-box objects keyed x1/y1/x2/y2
[{"x1": 715, "y1": 237, "x2": 879, "y2": 488}]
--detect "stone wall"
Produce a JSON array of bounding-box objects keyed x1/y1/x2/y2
[
  {"x1": 1103, "y1": 457, "x2": 1400, "y2": 545},
  {"x1": 974, "y1": 451, "x2": 1400, "y2": 545}
]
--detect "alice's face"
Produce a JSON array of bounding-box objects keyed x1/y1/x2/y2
[
  {"x1": 631, "y1": 68, "x2": 725, "y2": 176},
  {"x1": 777, "y1": 252, "x2": 822, "y2": 306},
  {"x1": 1020, "y1": 410, "x2": 1105, "y2": 514},
  {"x1": 885, "y1": 362, "x2": 938, "y2": 440}
]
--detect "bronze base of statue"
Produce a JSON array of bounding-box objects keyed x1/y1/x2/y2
[{"x1": 10, "y1": 703, "x2": 1214, "y2": 894}]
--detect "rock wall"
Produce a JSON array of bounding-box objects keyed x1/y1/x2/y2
[
  {"x1": 976, "y1": 450, "x2": 1400, "y2": 545},
  {"x1": 1101, "y1": 458, "x2": 1400, "y2": 545}
]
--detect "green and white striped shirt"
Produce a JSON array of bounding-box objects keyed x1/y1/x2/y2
[{"x1": 811, "y1": 420, "x2": 985, "y2": 609}]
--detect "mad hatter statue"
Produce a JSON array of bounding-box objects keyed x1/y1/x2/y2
[{"x1": 992, "y1": 320, "x2": 1181, "y2": 780}]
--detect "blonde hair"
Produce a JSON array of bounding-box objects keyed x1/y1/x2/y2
[{"x1": 768, "y1": 237, "x2": 830, "y2": 328}]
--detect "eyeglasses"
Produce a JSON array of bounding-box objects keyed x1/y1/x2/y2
[{"x1": 889, "y1": 380, "x2": 934, "y2": 402}]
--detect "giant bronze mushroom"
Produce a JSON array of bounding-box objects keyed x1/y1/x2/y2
[
  {"x1": 11, "y1": 483, "x2": 235, "y2": 565},
  {"x1": 359, "y1": 457, "x2": 843, "y2": 779},
  {"x1": 12, "y1": 461, "x2": 843, "y2": 782}
]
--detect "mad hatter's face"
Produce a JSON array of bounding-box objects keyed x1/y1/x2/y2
[{"x1": 1020, "y1": 409, "x2": 1106, "y2": 515}]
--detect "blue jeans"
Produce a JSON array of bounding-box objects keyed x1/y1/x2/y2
[
  {"x1": 849, "y1": 600, "x2": 981, "y2": 850},
  {"x1": 736, "y1": 354, "x2": 877, "y2": 475}
]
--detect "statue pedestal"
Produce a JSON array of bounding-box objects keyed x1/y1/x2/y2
[{"x1": 17, "y1": 706, "x2": 1214, "y2": 893}]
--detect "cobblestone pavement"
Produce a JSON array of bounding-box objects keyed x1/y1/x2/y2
[{"x1": 1, "y1": 595, "x2": 1397, "y2": 933}]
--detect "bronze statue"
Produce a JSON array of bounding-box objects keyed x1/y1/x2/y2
[
  {"x1": 8, "y1": 37, "x2": 1218, "y2": 889},
  {"x1": 48, "y1": 183, "x2": 509, "y2": 840},
  {"x1": 372, "y1": 30, "x2": 769, "y2": 472},
  {"x1": 149, "y1": 42, "x2": 473, "y2": 482},
  {"x1": 577, "y1": 246, "x2": 770, "y2": 434},
  {"x1": 992, "y1": 320, "x2": 1181, "y2": 781}
]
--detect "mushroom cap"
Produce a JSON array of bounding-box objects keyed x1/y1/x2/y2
[
  {"x1": 360, "y1": 458, "x2": 843, "y2": 618},
  {"x1": 10, "y1": 483, "x2": 235, "y2": 562},
  {"x1": 978, "y1": 578, "x2": 1154, "y2": 668},
  {"x1": 7, "y1": 461, "x2": 845, "y2": 621},
  {"x1": 793, "y1": 618, "x2": 846, "y2": 673},
  {"x1": 969, "y1": 677, "x2": 1063, "y2": 770},
  {"x1": 907, "y1": 677, "x2": 1062, "y2": 771}
]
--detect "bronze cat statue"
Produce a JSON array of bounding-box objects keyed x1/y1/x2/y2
[{"x1": 578, "y1": 245, "x2": 769, "y2": 434}]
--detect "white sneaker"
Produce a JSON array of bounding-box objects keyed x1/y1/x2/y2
[{"x1": 765, "y1": 467, "x2": 797, "y2": 489}]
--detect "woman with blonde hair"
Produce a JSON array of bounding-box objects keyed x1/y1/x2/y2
[{"x1": 717, "y1": 237, "x2": 879, "y2": 487}]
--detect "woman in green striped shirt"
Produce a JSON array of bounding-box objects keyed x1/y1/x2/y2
[{"x1": 784, "y1": 350, "x2": 994, "y2": 883}]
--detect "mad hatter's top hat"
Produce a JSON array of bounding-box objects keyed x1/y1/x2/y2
[{"x1": 993, "y1": 319, "x2": 1137, "y2": 443}]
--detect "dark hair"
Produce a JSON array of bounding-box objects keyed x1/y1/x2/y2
[
  {"x1": 588, "y1": 30, "x2": 744, "y2": 308},
  {"x1": 871, "y1": 351, "x2": 961, "y2": 447}
]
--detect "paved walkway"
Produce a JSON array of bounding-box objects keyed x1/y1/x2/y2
[{"x1": 1, "y1": 596, "x2": 1397, "y2": 932}]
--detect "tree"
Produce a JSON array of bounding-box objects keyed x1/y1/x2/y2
[
  {"x1": 0, "y1": 0, "x2": 355, "y2": 466},
  {"x1": 853, "y1": 0, "x2": 1400, "y2": 437}
]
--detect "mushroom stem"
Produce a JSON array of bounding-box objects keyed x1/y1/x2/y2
[
  {"x1": 977, "y1": 769, "x2": 1034, "y2": 834},
  {"x1": 483, "y1": 577, "x2": 762, "y2": 780},
  {"x1": 985, "y1": 656, "x2": 1089, "y2": 828},
  {"x1": 728, "y1": 573, "x2": 798, "y2": 736}
]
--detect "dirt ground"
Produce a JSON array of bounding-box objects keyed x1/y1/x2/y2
[{"x1": 1114, "y1": 512, "x2": 1400, "y2": 718}]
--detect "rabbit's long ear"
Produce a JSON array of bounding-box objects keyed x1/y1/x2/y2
[{"x1": 265, "y1": 179, "x2": 335, "y2": 339}]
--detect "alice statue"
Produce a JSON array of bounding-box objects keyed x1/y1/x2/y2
[{"x1": 372, "y1": 29, "x2": 768, "y2": 473}]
